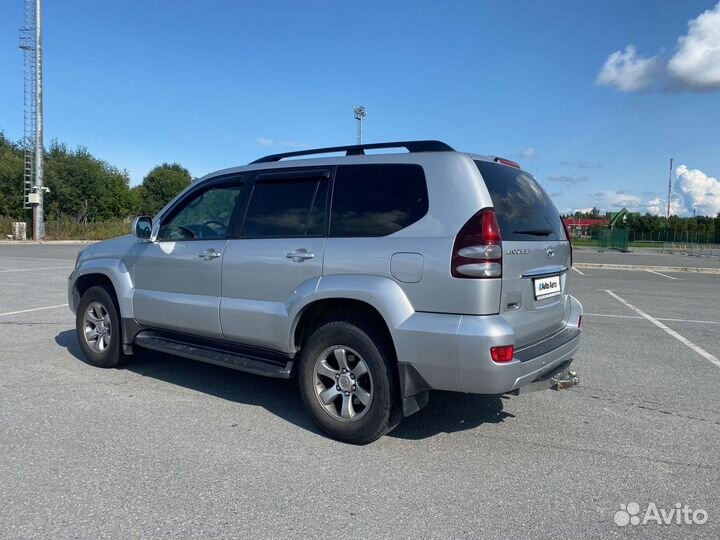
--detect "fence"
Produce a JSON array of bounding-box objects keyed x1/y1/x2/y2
[
  {"x1": 661, "y1": 243, "x2": 719, "y2": 257},
  {"x1": 628, "y1": 229, "x2": 719, "y2": 244},
  {"x1": 592, "y1": 228, "x2": 719, "y2": 256},
  {"x1": 598, "y1": 229, "x2": 630, "y2": 252}
]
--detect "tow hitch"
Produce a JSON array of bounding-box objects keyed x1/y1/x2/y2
[
  {"x1": 516, "y1": 361, "x2": 579, "y2": 394},
  {"x1": 551, "y1": 369, "x2": 579, "y2": 390}
]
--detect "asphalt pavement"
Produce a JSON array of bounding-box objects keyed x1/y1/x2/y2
[{"x1": 1, "y1": 244, "x2": 718, "y2": 539}]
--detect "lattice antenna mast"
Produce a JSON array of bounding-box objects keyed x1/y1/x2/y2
[{"x1": 19, "y1": 0, "x2": 43, "y2": 240}]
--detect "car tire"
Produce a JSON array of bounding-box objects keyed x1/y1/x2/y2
[
  {"x1": 76, "y1": 285, "x2": 128, "y2": 369},
  {"x1": 298, "y1": 318, "x2": 401, "y2": 444}
]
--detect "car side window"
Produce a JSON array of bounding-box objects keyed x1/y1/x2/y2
[
  {"x1": 306, "y1": 179, "x2": 328, "y2": 236},
  {"x1": 241, "y1": 178, "x2": 326, "y2": 238},
  {"x1": 330, "y1": 164, "x2": 428, "y2": 237},
  {"x1": 157, "y1": 183, "x2": 243, "y2": 241}
]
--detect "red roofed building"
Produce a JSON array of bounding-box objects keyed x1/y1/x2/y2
[{"x1": 563, "y1": 217, "x2": 609, "y2": 238}]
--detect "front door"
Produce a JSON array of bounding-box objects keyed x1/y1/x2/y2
[{"x1": 133, "y1": 178, "x2": 244, "y2": 338}]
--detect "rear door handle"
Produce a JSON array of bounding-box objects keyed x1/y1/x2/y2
[
  {"x1": 286, "y1": 248, "x2": 315, "y2": 262},
  {"x1": 198, "y1": 249, "x2": 222, "y2": 261}
]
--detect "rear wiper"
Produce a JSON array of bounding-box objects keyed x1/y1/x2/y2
[{"x1": 513, "y1": 228, "x2": 553, "y2": 236}]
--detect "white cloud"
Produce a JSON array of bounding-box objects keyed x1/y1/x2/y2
[
  {"x1": 547, "y1": 174, "x2": 589, "y2": 186},
  {"x1": 598, "y1": 2, "x2": 720, "y2": 93},
  {"x1": 585, "y1": 177, "x2": 719, "y2": 216},
  {"x1": 591, "y1": 190, "x2": 643, "y2": 209},
  {"x1": 675, "y1": 164, "x2": 720, "y2": 215},
  {"x1": 561, "y1": 159, "x2": 602, "y2": 169},
  {"x1": 255, "y1": 138, "x2": 309, "y2": 149},
  {"x1": 513, "y1": 148, "x2": 538, "y2": 159},
  {"x1": 668, "y1": 2, "x2": 720, "y2": 90},
  {"x1": 596, "y1": 45, "x2": 662, "y2": 92},
  {"x1": 570, "y1": 178, "x2": 718, "y2": 216},
  {"x1": 644, "y1": 196, "x2": 685, "y2": 216}
]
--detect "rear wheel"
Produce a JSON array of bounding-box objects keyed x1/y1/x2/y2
[
  {"x1": 76, "y1": 285, "x2": 127, "y2": 368},
  {"x1": 299, "y1": 319, "x2": 401, "y2": 444}
]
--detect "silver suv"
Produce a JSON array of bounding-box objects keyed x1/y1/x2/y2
[{"x1": 68, "y1": 140, "x2": 582, "y2": 444}]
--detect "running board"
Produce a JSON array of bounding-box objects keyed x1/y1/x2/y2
[{"x1": 134, "y1": 332, "x2": 293, "y2": 379}]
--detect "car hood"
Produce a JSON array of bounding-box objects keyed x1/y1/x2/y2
[{"x1": 78, "y1": 234, "x2": 138, "y2": 264}]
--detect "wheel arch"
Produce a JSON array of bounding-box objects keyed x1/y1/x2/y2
[
  {"x1": 289, "y1": 275, "x2": 415, "y2": 354},
  {"x1": 293, "y1": 298, "x2": 396, "y2": 357},
  {"x1": 72, "y1": 258, "x2": 134, "y2": 318},
  {"x1": 289, "y1": 275, "x2": 427, "y2": 417}
]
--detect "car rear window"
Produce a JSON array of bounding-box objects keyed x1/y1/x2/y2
[
  {"x1": 330, "y1": 164, "x2": 428, "y2": 237},
  {"x1": 474, "y1": 161, "x2": 565, "y2": 242}
]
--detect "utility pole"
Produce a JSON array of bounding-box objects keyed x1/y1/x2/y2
[
  {"x1": 19, "y1": 0, "x2": 43, "y2": 240},
  {"x1": 353, "y1": 106, "x2": 366, "y2": 145},
  {"x1": 666, "y1": 157, "x2": 673, "y2": 219}
]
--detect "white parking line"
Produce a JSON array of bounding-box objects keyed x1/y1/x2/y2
[
  {"x1": 645, "y1": 269, "x2": 677, "y2": 280},
  {"x1": 585, "y1": 312, "x2": 720, "y2": 325},
  {"x1": 571, "y1": 266, "x2": 586, "y2": 276},
  {"x1": 605, "y1": 290, "x2": 720, "y2": 369},
  {"x1": 0, "y1": 256, "x2": 74, "y2": 262},
  {"x1": 0, "y1": 304, "x2": 69, "y2": 317},
  {"x1": 0, "y1": 266, "x2": 73, "y2": 273}
]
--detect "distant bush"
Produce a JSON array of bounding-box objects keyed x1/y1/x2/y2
[
  {"x1": 1, "y1": 214, "x2": 129, "y2": 241},
  {"x1": 43, "y1": 216, "x2": 131, "y2": 240}
]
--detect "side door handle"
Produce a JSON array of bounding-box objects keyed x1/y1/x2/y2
[
  {"x1": 198, "y1": 248, "x2": 222, "y2": 261},
  {"x1": 286, "y1": 248, "x2": 315, "y2": 262}
]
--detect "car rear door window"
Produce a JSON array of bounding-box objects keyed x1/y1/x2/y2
[
  {"x1": 330, "y1": 164, "x2": 428, "y2": 237},
  {"x1": 242, "y1": 176, "x2": 326, "y2": 238},
  {"x1": 306, "y1": 179, "x2": 328, "y2": 236},
  {"x1": 475, "y1": 161, "x2": 565, "y2": 242}
]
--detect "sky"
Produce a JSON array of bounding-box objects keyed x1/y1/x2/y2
[{"x1": 1, "y1": 0, "x2": 719, "y2": 216}]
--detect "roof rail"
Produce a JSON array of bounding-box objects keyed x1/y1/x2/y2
[{"x1": 250, "y1": 140, "x2": 455, "y2": 164}]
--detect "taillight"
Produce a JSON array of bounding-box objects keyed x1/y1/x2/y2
[
  {"x1": 561, "y1": 217, "x2": 573, "y2": 267},
  {"x1": 491, "y1": 345, "x2": 514, "y2": 363},
  {"x1": 451, "y1": 208, "x2": 502, "y2": 278}
]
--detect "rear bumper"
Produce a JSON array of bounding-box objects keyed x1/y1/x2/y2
[{"x1": 393, "y1": 295, "x2": 583, "y2": 396}]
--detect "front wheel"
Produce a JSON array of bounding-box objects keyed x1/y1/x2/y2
[
  {"x1": 76, "y1": 285, "x2": 127, "y2": 368},
  {"x1": 298, "y1": 319, "x2": 401, "y2": 444}
]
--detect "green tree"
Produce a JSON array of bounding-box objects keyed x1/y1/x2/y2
[
  {"x1": 44, "y1": 142, "x2": 134, "y2": 222},
  {"x1": 0, "y1": 132, "x2": 25, "y2": 219},
  {"x1": 138, "y1": 163, "x2": 191, "y2": 216}
]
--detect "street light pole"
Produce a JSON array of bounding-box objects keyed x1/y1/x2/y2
[{"x1": 353, "y1": 106, "x2": 366, "y2": 145}]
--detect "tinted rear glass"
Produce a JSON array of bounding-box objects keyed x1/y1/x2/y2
[
  {"x1": 330, "y1": 164, "x2": 428, "y2": 237},
  {"x1": 306, "y1": 179, "x2": 328, "y2": 236},
  {"x1": 475, "y1": 161, "x2": 565, "y2": 242},
  {"x1": 242, "y1": 179, "x2": 319, "y2": 238}
]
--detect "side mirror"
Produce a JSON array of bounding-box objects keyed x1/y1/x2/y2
[{"x1": 132, "y1": 216, "x2": 152, "y2": 239}]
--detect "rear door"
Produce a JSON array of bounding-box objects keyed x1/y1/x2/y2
[
  {"x1": 220, "y1": 168, "x2": 329, "y2": 352},
  {"x1": 475, "y1": 160, "x2": 570, "y2": 347}
]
